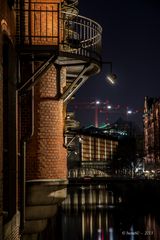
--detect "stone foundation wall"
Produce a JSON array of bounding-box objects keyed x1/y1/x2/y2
[{"x1": 4, "y1": 212, "x2": 20, "y2": 240}]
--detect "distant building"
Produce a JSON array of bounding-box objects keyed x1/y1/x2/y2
[
  {"x1": 109, "y1": 117, "x2": 140, "y2": 137},
  {"x1": 143, "y1": 96, "x2": 160, "y2": 170},
  {"x1": 66, "y1": 116, "x2": 143, "y2": 173},
  {"x1": 110, "y1": 118, "x2": 143, "y2": 171},
  {"x1": 78, "y1": 126, "x2": 118, "y2": 172}
]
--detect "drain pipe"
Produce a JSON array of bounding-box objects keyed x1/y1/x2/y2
[
  {"x1": 30, "y1": 55, "x2": 35, "y2": 138},
  {"x1": 18, "y1": 56, "x2": 35, "y2": 236},
  {"x1": 19, "y1": 139, "x2": 26, "y2": 236}
]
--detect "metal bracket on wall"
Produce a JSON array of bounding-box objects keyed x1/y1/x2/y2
[
  {"x1": 64, "y1": 134, "x2": 77, "y2": 148},
  {"x1": 61, "y1": 62, "x2": 93, "y2": 103},
  {"x1": 17, "y1": 54, "x2": 58, "y2": 93}
]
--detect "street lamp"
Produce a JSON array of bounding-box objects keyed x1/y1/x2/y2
[
  {"x1": 101, "y1": 61, "x2": 117, "y2": 85},
  {"x1": 94, "y1": 60, "x2": 117, "y2": 127},
  {"x1": 106, "y1": 73, "x2": 117, "y2": 85}
]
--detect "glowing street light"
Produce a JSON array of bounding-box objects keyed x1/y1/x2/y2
[
  {"x1": 106, "y1": 73, "x2": 117, "y2": 85},
  {"x1": 127, "y1": 110, "x2": 132, "y2": 115},
  {"x1": 96, "y1": 100, "x2": 100, "y2": 105},
  {"x1": 107, "y1": 105, "x2": 112, "y2": 109},
  {"x1": 102, "y1": 61, "x2": 117, "y2": 85}
]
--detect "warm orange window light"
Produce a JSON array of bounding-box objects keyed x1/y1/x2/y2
[{"x1": 23, "y1": 0, "x2": 64, "y2": 45}]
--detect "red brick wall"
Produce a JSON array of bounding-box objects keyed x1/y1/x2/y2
[
  {"x1": 0, "y1": 29, "x2": 3, "y2": 238},
  {"x1": 25, "y1": 65, "x2": 67, "y2": 180},
  {"x1": 0, "y1": 1, "x2": 20, "y2": 239},
  {"x1": 0, "y1": 0, "x2": 16, "y2": 39}
]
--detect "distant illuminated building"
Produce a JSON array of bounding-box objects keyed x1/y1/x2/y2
[
  {"x1": 143, "y1": 96, "x2": 160, "y2": 170},
  {"x1": 78, "y1": 126, "x2": 118, "y2": 171},
  {"x1": 66, "y1": 116, "x2": 141, "y2": 174},
  {"x1": 110, "y1": 117, "x2": 136, "y2": 137}
]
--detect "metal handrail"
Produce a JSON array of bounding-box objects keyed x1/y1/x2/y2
[
  {"x1": 63, "y1": 11, "x2": 102, "y2": 33},
  {"x1": 16, "y1": 1, "x2": 102, "y2": 62}
]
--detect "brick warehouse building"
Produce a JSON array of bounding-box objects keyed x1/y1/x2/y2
[
  {"x1": 144, "y1": 96, "x2": 160, "y2": 170},
  {"x1": 0, "y1": 0, "x2": 102, "y2": 239},
  {"x1": 79, "y1": 127, "x2": 118, "y2": 171},
  {"x1": 66, "y1": 125, "x2": 119, "y2": 177}
]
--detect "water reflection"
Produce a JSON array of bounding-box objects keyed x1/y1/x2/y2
[
  {"x1": 62, "y1": 185, "x2": 121, "y2": 210},
  {"x1": 39, "y1": 185, "x2": 160, "y2": 240}
]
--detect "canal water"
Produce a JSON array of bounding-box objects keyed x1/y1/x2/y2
[{"x1": 39, "y1": 185, "x2": 160, "y2": 240}]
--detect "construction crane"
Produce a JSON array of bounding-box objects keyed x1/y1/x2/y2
[{"x1": 68, "y1": 99, "x2": 140, "y2": 127}]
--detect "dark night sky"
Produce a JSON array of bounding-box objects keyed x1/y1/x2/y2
[{"x1": 69, "y1": 0, "x2": 160, "y2": 128}]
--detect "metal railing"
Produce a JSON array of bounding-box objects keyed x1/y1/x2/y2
[
  {"x1": 16, "y1": 1, "x2": 102, "y2": 62},
  {"x1": 60, "y1": 11, "x2": 102, "y2": 60},
  {"x1": 16, "y1": 2, "x2": 60, "y2": 46},
  {"x1": 68, "y1": 168, "x2": 107, "y2": 178}
]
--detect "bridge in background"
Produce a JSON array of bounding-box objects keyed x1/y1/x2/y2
[
  {"x1": 68, "y1": 171, "x2": 160, "y2": 205},
  {"x1": 68, "y1": 167, "x2": 109, "y2": 178}
]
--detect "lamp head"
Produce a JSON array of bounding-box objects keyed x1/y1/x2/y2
[{"x1": 106, "y1": 73, "x2": 117, "y2": 85}]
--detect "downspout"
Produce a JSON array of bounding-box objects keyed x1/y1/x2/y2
[{"x1": 19, "y1": 139, "x2": 26, "y2": 236}]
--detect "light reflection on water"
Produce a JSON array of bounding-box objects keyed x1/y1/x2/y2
[
  {"x1": 40, "y1": 185, "x2": 160, "y2": 240},
  {"x1": 62, "y1": 185, "x2": 121, "y2": 210}
]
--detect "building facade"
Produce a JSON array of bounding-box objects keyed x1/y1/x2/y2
[
  {"x1": 79, "y1": 127, "x2": 118, "y2": 172},
  {"x1": 67, "y1": 120, "x2": 141, "y2": 177},
  {"x1": 144, "y1": 96, "x2": 160, "y2": 170},
  {"x1": 0, "y1": 0, "x2": 20, "y2": 239},
  {"x1": 0, "y1": 0, "x2": 102, "y2": 239}
]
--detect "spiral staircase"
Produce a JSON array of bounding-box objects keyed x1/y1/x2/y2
[{"x1": 16, "y1": 0, "x2": 102, "y2": 101}]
